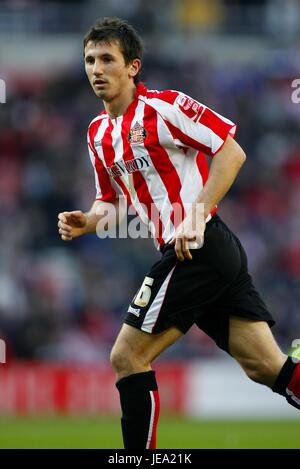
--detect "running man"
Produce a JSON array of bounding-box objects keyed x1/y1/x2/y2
[{"x1": 58, "y1": 17, "x2": 300, "y2": 448}]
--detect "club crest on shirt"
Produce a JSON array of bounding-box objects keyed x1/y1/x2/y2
[{"x1": 128, "y1": 121, "x2": 147, "y2": 145}]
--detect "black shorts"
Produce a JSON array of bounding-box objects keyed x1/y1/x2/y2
[{"x1": 124, "y1": 214, "x2": 275, "y2": 353}]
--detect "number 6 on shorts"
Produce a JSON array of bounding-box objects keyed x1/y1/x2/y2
[{"x1": 133, "y1": 276, "x2": 154, "y2": 307}]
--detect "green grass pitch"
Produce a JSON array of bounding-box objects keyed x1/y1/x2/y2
[{"x1": 0, "y1": 416, "x2": 299, "y2": 448}]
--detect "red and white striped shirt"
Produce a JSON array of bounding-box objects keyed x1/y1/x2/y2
[{"x1": 87, "y1": 83, "x2": 236, "y2": 249}]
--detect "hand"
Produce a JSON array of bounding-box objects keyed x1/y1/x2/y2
[
  {"x1": 169, "y1": 208, "x2": 205, "y2": 261},
  {"x1": 58, "y1": 211, "x2": 87, "y2": 241}
]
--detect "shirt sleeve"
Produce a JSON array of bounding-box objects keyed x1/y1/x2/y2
[
  {"x1": 155, "y1": 92, "x2": 237, "y2": 157},
  {"x1": 87, "y1": 134, "x2": 119, "y2": 202}
]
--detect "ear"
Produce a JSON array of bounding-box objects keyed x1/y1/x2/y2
[{"x1": 129, "y1": 58, "x2": 141, "y2": 79}]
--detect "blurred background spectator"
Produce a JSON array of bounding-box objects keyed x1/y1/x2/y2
[{"x1": 0, "y1": 0, "x2": 300, "y2": 364}]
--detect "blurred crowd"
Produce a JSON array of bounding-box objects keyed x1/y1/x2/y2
[
  {"x1": 1, "y1": 0, "x2": 300, "y2": 39},
  {"x1": 1, "y1": 0, "x2": 300, "y2": 363}
]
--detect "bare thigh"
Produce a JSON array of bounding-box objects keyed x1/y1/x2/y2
[
  {"x1": 111, "y1": 324, "x2": 183, "y2": 380},
  {"x1": 229, "y1": 316, "x2": 286, "y2": 386}
]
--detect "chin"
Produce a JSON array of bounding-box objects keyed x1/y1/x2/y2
[
  {"x1": 95, "y1": 90, "x2": 106, "y2": 99},
  {"x1": 94, "y1": 88, "x2": 110, "y2": 99}
]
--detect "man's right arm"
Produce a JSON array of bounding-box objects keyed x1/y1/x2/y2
[{"x1": 58, "y1": 199, "x2": 122, "y2": 241}]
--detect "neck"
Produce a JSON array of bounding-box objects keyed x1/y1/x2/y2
[{"x1": 104, "y1": 82, "x2": 137, "y2": 119}]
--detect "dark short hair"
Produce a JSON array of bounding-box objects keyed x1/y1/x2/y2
[{"x1": 83, "y1": 17, "x2": 143, "y2": 84}]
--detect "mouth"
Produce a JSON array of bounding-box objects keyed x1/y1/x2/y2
[{"x1": 93, "y1": 79, "x2": 107, "y2": 87}]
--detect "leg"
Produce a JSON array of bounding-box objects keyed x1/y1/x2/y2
[
  {"x1": 110, "y1": 324, "x2": 182, "y2": 449},
  {"x1": 229, "y1": 316, "x2": 300, "y2": 410},
  {"x1": 229, "y1": 316, "x2": 286, "y2": 387},
  {"x1": 111, "y1": 323, "x2": 182, "y2": 381}
]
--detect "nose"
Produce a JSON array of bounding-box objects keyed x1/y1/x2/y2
[{"x1": 92, "y1": 59, "x2": 103, "y2": 76}]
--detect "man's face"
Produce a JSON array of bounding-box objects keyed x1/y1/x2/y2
[{"x1": 84, "y1": 40, "x2": 135, "y2": 102}]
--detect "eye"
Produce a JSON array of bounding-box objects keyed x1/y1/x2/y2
[{"x1": 85, "y1": 56, "x2": 94, "y2": 65}]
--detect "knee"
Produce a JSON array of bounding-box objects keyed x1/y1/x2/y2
[
  {"x1": 110, "y1": 343, "x2": 144, "y2": 376},
  {"x1": 241, "y1": 358, "x2": 280, "y2": 387},
  {"x1": 110, "y1": 344, "x2": 131, "y2": 374}
]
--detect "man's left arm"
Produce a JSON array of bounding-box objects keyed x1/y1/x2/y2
[
  {"x1": 171, "y1": 136, "x2": 246, "y2": 260},
  {"x1": 196, "y1": 135, "x2": 246, "y2": 219}
]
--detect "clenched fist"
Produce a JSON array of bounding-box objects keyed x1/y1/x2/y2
[{"x1": 57, "y1": 211, "x2": 87, "y2": 241}]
